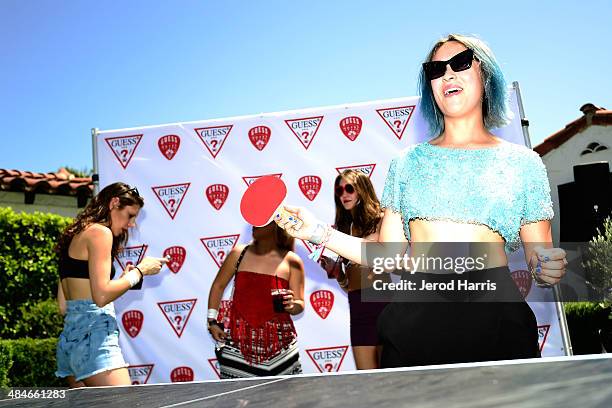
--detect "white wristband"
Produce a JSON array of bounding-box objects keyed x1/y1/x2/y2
[
  {"x1": 125, "y1": 269, "x2": 141, "y2": 288},
  {"x1": 309, "y1": 223, "x2": 329, "y2": 245},
  {"x1": 207, "y1": 309, "x2": 219, "y2": 320}
]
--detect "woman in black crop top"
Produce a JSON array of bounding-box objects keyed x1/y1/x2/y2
[{"x1": 55, "y1": 182, "x2": 168, "y2": 387}]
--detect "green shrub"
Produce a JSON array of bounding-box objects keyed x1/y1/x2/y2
[
  {"x1": 14, "y1": 299, "x2": 63, "y2": 339},
  {"x1": 583, "y1": 216, "x2": 612, "y2": 302},
  {"x1": 564, "y1": 302, "x2": 611, "y2": 354},
  {"x1": 0, "y1": 207, "x2": 71, "y2": 338},
  {"x1": 0, "y1": 338, "x2": 62, "y2": 387},
  {"x1": 0, "y1": 341, "x2": 12, "y2": 388}
]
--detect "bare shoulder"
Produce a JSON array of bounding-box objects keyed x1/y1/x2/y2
[
  {"x1": 286, "y1": 251, "x2": 304, "y2": 268},
  {"x1": 227, "y1": 244, "x2": 247, "y2": 260},
  {"x1": 232, "y1": 244, "x2": 248, "y2": 255},
  {"x1": 82, "y1": 223, "x2": 112, "y2": 242}
]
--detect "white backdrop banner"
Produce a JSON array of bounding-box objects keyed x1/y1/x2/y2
[{"x1": 95, "y1": 85, "x2": 564, "y2": 384}]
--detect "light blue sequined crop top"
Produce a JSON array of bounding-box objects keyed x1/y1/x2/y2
[{"x1": 380, "y1": 142, "x2": 554, "y2": 252}]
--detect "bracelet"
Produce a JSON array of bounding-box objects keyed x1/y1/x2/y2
[
  {"x1": 207, "y1": 309, "x2": 219, "y2": 320},
  {"x1": 320, "y1": 226, "x2": 333, "y2": 247},
  {"x1": 309, "y1": 223, "x2": 331, "y2": 245},
  {"x1": 125, "y1": 269, "x2": 141, "y2": 288},
  {"x1": 529, "y1": 258, "x2": 551, "y2": 288},
  {"x1": 134, "y1": 266, "x2": 143, "y2": 278},
  {"x1": 308, "y1": 224, "x2": 333, "y2": 261},
  {"x1": 309, "y1": 223, "x2": 325, "y2": 245}
]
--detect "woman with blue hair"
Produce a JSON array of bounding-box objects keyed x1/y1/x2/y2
[{"x1": 275, "y1": 34, "x2": 567, "y2": 368}]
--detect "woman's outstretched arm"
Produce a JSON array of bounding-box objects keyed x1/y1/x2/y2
[{"x1": 277, "y1": 207, "x2": 409, "y2": 267}]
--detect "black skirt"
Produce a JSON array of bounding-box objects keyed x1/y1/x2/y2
[
  {"x1": 348, "y1": 288, "x2": 389, "y2": 346},
  {"x1": 377, "y1": 267, "x2": 540, "y2": 368}
]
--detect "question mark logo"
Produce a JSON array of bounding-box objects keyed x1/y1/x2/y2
[
  {"x1": 120, "y1": 149, "x2": 128, "y2": 162},
  {"x1": 324, "y1": 363, "x2": 333, "y2": 372},
  {"x1": 168, "y1": 198, "x2": 176, "y2": 213},
  {"x1": 217, "y1": 251, "x2": 225, "y2": 262},
  {"x1": 393, "y1": 120, "x2": 402, "y2": 133},
  {"x1": 301, "y1": 131, "x2": 309, "y2": 143},
  {"x1": 174, "y1": 315, "x2": 182, "y2": 328},
  {"x1": 210, "y1": 140, "x2": 219, "y2": 151}
]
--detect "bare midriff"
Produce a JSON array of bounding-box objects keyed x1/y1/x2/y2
[
  {"x1": 408, "y1": 219, "x2": 508, "y2": 271},
  {"x1": 61, "y1": 277, "x2": 94, "y2": 302}
]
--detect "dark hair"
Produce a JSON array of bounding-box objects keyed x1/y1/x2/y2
[
  {"x1": 56, "y1": 182, "x2": 144, "y2": 258},
  {"x1": 252, "y1": 222, "x2": 295, "y2": 253},
  {"x1": 334, "y1": 170, "x2": 382, "y2": 238},
  {"x1": 275, "y1": 224, "x2": 295, "y2": 252},
  {"x1": 418, "y1": 34, "x2": 512, "y2": 138}
]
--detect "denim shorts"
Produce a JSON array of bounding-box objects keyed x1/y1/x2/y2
[{"x1": 55, "y1": 300, "x2": 128, "y2": 381}]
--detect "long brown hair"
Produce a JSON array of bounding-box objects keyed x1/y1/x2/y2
[
  {"x1": 334, "y1": 170, "x2": 382, "y2": 237},
  {"x1": 56, "y1": 182, "x2": 144, "y2": 258},
  {"x1": 275, "y1": 223, "x2": 295, "y2": 252}
]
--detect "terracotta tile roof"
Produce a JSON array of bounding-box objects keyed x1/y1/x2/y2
[
  {"x1": 534, "y1": 104, "x2": 612, "y2": 156},
  {"x1": 0, "y1": 168, "x2": 93, "y2": 197}
]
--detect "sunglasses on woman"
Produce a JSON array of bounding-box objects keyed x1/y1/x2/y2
[
  {"x1": 122, "y1": 186, "x2": 140, "y2": 198},
  {"x1": 335, "y1": 184, "x2": 355, "y2": 196},
  {"x1": 422, "y1": 49, "x2": 475, "y2": 81}
]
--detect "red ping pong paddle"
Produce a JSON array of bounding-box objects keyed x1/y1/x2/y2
[{"x1": 240, "y1": 176, "x2": 302, "y2": 228}]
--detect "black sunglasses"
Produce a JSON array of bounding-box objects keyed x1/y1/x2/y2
[
  {"x1": 122, "y1": 186, "x2": 140, "y2": 198},
  {"x1": 335, "y1": 184, "x2": 355, "y2": 196},
  {"x1": 422, "y1": 49, "x2": 475, "y2": 81}
]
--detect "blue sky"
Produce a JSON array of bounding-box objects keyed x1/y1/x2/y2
[{"x1": 2, "y1": 0, "x2": 610, "y2": 173}]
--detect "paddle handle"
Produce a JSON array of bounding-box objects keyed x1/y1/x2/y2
[{"x1": 275, "y1": 206, "x2": 303, "y2": 230}]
